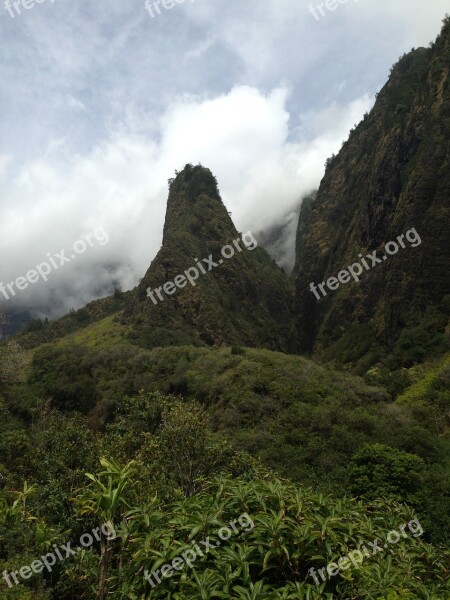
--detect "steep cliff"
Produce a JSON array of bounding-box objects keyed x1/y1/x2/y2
[
  {"x1": 294, "y1": 19, "x2": 450, "y2": 369},
  {"x1": 123, "y1": 164, "x2": 296, "y2": 351}
]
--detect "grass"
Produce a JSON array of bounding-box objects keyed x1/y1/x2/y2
[{"x1": 58, "y1": 313, "x2": 129, "y2": 349}]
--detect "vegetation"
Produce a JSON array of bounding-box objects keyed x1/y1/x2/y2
[
  {"x1": 2, "y1": 309, "x2": 450, "y2": 597},
  {"x1": 1, "y1": 390, "x2": 449, "y2": 599},
  {"x1": 122, "y1": 164, "x2": 296, "y2": 353},
  {"x1": 1, "y1": 18, "x2": 450, "y2": 599},
  {"x1": 295, "y1": 18, "x2": 450, "y2": 371}
]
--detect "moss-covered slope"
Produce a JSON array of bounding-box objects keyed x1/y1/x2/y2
[
  {"x1": 123, "y1": 164, "x2": 296, "y2": 351},
  {"x1": 294, "y1": 20, "x2": 450, "y2": 367}
]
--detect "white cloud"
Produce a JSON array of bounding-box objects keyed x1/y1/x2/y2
[
  {"x1": 0, "y1": 155, "x2": 11, "y2": 181},
  {"x1": 67, "y1": 96, "x2": 87, "y2": 112},
  {"x1": 0, "y1": 86, "x2": 372, "y2": 316},
  {"x1": 1, "y1": 0, "x2": 447, "y2": 319}
]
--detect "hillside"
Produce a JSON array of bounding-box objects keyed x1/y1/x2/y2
[
  {"x1": 122, "y1": 164, "x2": 296, "y2": 352},
  {"x1": 294, "y1": 20, "x2": 450, "y2": 371},
  {"x1": 1, "y1": 17, "x2": 450, "y2": 600}
]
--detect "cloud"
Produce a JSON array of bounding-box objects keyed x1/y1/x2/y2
[
  {"x1": 0, "y1": 86, "x2": 372, "y2": 317},
  {"x1": 0, "y1": 155, "x2": 11, "y2": 181},
  {"x1": 1, "y1": 0, "x2": 447, "y2": 319},
  {"x1": 2, "y1": 0, "x2": 447, "y2": 163}
]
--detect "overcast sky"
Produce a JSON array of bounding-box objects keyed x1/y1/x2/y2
[{"x1": 0, "y1": 0, "x2": 448, "y2": 318}]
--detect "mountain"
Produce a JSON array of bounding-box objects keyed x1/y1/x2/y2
[
  {"x1": 2, "y1": 19, "x2": 450, "y2": 600},
  {"x1": 122, "y1": 164, "x2": 296, "y2": 352},
  {"x1": 294, "y1": 20, "x2": 450, "y2": 370}
]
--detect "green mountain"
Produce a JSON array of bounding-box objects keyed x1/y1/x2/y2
[
  {"x1": 1, "y1": 18, "x2": 450, "y2": 600},
  {"x1": 294, "y1": 20, "x2": 450, "y2": 371},
  {"x1": 122, "y1": 163, "x2": 295, "y2": 352}
]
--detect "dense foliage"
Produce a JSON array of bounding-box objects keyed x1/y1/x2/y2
[
  {"x1": 1, "y1": 17, "x2": 450, "y2": 600},
  {"x1": 295, "y1": 18, "x2": 450, "y2": 368},
  {"x1": 1, "y1": 397, "x2": 449, "y2": 599}
]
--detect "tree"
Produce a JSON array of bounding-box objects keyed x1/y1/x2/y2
[
  {"x1": 104, "y1": 392, "x2": 254, "y2": 498},
  {"x1": 156, "y1": 401, "x2": 227, "y2": 497},
  {"x1": 348, "y1": 443, "x2": 426, "y2": 507},
  {"x1": 324, "y1": 154, "x2": 336, "y2": 169},
  {"x1": 29, "y1": 344, "x2": 100, "y2": 413},
  {"x1": 0, "y1": 310, "x2": 25, "y2": 393},
  {"x1": 75, "y1": 457, "x2": 136, "y2": 600}
]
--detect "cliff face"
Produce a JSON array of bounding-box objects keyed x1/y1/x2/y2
[
  {"x1": 123, "y1": 164, "x2": 296, "y2": 351},
  {"x1": 294, "y1": 20, "x2": 450, "y2": 366}
]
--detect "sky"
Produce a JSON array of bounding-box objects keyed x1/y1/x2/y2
[{"x1": 0, "y1": 0, "x2": 448, "y2": 319}]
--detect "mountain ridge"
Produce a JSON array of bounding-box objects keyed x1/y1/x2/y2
[
  {"x1": 122, "y1": 163, "x2": 296, "y2": 352},
  {"x1": 294, "y1": 20, "x2": 450, "y2": 369}
]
